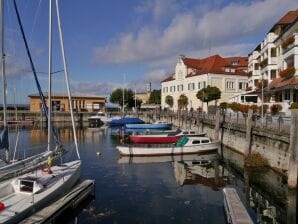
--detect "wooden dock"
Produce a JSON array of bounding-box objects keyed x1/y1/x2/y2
[
  {"x1": 223, "y1": 187, "x2": 254, "y2": 224},
  {"x1": 21, "y1": 179, "x2": 95, "y2": 224}
]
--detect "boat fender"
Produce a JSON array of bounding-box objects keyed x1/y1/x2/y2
[
  {"x1": 42, "y1": 167, "x2": 53, "y2": 174},
  {"x1": 0, "y1": 202, "x2": 5, "y2": 211}
]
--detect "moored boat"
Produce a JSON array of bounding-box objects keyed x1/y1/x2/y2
[
  {"x1": 125, "y1": 121, "x2": 172, "y2": 130},
  {"x1": 129, "y1": 129, "x2": 206, "y2": 144},
  {"x1": 109, "y1": 117, "x2": 144, "y2": 127},
  {"x1": 117, "y1": 136, "x2": 219, "y2": 156},
  {"x1": 0, "y1": 160, "x2": 81, "y2": 224}
]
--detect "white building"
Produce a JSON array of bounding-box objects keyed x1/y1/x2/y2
[
  {"x1": 243, "y1": 10, "x2": 298, "y2": 114},
  {"x1": 161, "y1": 54, "x2": 248, "y2": 111}
]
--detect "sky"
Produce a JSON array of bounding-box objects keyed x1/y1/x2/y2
[{"x1": 1, "y1": 0, "x2": 298, "y2": 103}]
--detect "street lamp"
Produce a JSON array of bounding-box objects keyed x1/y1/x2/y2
[{"x1": 261, "y1": 73, "x2": 264, "y2": 127}]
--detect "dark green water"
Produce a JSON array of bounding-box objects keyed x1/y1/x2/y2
[{"x1": 4, "y1": 126, "x2": 295, "y2": 223}]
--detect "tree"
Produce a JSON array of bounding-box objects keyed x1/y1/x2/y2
[
  {"x1": 148, "y1": 89, "x2": 161, "y2": 104},
  {"x1": 178, "y1": 94, "x2": 188, "y2": 110},
  {"x1": 196, "y1": 85, "x2": 221, "y2": 107},
  {"x1": 165, "y1": 95, "x2": 173, "y2": 108},
  {"x1": 109, "y1": 88, "x2": 134, "y2": 108}
]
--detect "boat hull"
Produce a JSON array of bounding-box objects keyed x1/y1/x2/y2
[
  {"x1": 129, "y1": 135, "x2": 181, "y2": 144},
  {"x1": 117, "y1": 142, "x2": 219, "y2": 156},
  {"x1": 125, "y1": 123, "x2": 172, "y2": 129},
  {"x1": 0, "y1": 160, "x2": 81, "y2": 224}
]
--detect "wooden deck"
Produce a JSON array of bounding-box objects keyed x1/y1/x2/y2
[
  {"x1": 223, "y1": 187, "x2": 254, "y2": 224},
  {"x1": 21, "y1": 179, "x2": 95, "y2": 224}
]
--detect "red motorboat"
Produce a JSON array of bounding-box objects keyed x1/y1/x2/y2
[{"x1": 129, "y1": 134, "x2": 182, "y2": 144}]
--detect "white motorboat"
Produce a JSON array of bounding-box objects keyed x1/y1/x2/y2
[
  {"x1": 117, "y1": 136, "x2": 220, "y2": 156},
  {"x1": 0, "y1": 160, "x2": 81, "y2": 224},
  {"x1": 118, "y1": 152, "x2": 218, "y2": 164}
]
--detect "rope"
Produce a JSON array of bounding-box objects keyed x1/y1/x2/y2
[{"x1": 13, "y1": 0, "x2": 60, "y2": 147}]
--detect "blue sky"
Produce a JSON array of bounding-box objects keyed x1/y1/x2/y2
[{"x1": 1, "y1": 0, "x2": 298, "y2": 103}]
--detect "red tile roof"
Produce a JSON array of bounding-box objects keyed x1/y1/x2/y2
[
  {"x1": 269, "y1": 75, "x2": 298, "y2": 89},
  {"x1": 161, "y1": 73, "x2": 175, "y2": 83},
  {"x1": 161, "y1": 55, "x2": 248, "y2": 82},
  {"x1": 184, "y1": 54, "x2": 248, "y2": 77},
  {"x1": 276, "y1": 10, "x2": 298, "y2": 25}
]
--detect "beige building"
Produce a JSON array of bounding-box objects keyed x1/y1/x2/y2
[
  {"x1": 135, "y1": 83, "x2": 151, "y2": 104},
  {"x1": 28, "y1": 93, "x2": 106, "y2": 112},
  {"x1": 161, "y1": 54, "x2": 248, "y2": 111}
]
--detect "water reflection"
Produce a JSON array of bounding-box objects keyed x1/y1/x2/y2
[{"x1": 5, "y1": 126, "x2": 297, "y2": 223}]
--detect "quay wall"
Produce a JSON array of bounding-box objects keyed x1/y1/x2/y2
[{"x1": 140, "y1": 112, "x2": 291, "y2": 173}]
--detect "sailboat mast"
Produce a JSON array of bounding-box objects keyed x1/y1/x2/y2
[
  {"x1": 0, "y1": 0, "x2": 9, "y2": 162},
  {"x1": 0, "y1": 0, "x2": 6, "y2": 127},
  {"x1": 55, "y1": 0, "x2": 80, "y2": 160},
  {"x1": 47, "y1": 0, "x2": 52, "y2": 151}
]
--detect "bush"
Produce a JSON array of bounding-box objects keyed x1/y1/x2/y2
[
  {"x1": 239, "y1": 104, "x2": 249, "y2": 114},
  {"x1": 219, "y1": 102, "x2": 228, "y2": 110},
  {"x1": 290, "y1": 102, "x2": 298, "y2": 109},
  {"x1": 281, "y1": 35, "x2": 295, "y2": 49},
  {"x1": 228, "y1": 102, "x2": 240, "y2": 112},
  {"x1": 259, "y1": 104, "x2": 269, "y2": 115},
  {"x1": 270, "y1": 104, "x2": 282, "y2": 115},
  {"x1": 249, "y1": 105, "x2": 259, "y2": 113},
  {"x1": 279, "y1": 67, "x2": 295, "y2": 78},
  {"x1": 245, "y1": 152, "x2": 269, "y2": 168}
]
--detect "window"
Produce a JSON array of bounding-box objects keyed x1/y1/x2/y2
[
  {"x1": 192, "y1": 140, "x2": 201, "y2": 144},
  {"x1": 238, "y1": 82, "x2": 246, "y2": 90},
  {"x1": 201, "y1": 140, "x2": 210, "y2": 143},
  {"x1": 271, "y1": 48, "x2": 276, "y2": 57},
  {"x1": 198, "y1": 82, "x2": 201, "y2": 89},
  {"x1": 226, "y1": 81, "x2": 234, "y2": 89},
  {"x1": 285, "y1": 90, "x2": 290, "y2": 100},
  {"x1": 173, "y1": 86, "x2": 175, "y2": 92},
  {"x1": 271, "y1": 70, "x2": 276, "y2": 79},
  {"x1": 231, "y1": 60, "x2": 239, "y2": 65},
  {"x1": 170, "y1": 86, "x2": 172, "y2": 92},
  {"x1": 254, "y1": 63, "x2": 260, "y2": 70}
]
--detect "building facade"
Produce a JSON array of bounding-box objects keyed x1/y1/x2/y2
[
  {"x1": 135, "y1": 82, "x2": 151, "y2": 104},
  {"x1": 28, "y1": 93, "x2": 106, "y2": 112},
  {"x1": 244, "y1": 10, "x2": 298, "y2": 114},
  {"x1": 161, "y1": 55, "x2": 248, "y2": 111}
]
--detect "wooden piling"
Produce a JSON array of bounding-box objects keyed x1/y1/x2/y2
[
  {"x1": 288, "y1": 109, "x2": 298, "y2": 189},
  {"x1": 214, "y1": 108, "x2": 220, "y2": 140},
  {"x1": 244, "y1": 109, "x2": 253, "y2": 157}
]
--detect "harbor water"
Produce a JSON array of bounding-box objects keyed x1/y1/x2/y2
[{"x1": 4, "y1": 126, "x2": 295, "y2": 223}]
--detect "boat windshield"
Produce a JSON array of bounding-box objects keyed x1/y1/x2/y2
[{"x1": 175, "y1": 136, "x2": 188, "y2": 147}]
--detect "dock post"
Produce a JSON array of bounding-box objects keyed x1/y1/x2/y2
[
  {"x1": 288, "y1": 109, "x2": 298, "y2": 189},
  {"x1": 287, "y1": 189, "x2": 297, "y2": 223},
  {"x1": 244, "y1": 109, "x2": 253, "y2": 157},
  {"x1": 214, "y1": 108, "x2": 220, "y2": 140}
]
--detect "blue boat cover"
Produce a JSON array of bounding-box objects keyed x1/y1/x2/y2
[
  {"x1": 0, "y1": 127, "x2": 9, "y2": 149},
  {"x1": 109, "y1": 117, "x2": 144, "y2": 126}
]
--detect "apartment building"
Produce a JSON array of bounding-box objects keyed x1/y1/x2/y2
[
  {"x1": 244, "y1": 10, "x2": 298, "y2": 114},
  {"x1": 161, "y1": 54, "x2": 248, "y2": 111}
]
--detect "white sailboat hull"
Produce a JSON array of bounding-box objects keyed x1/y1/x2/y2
[
  {"x1": 117, "y1": 141, "x2": 219, "y2": 156},
  {"x1": 0, "y1": 160, "x2": 81, "y2": 224}
]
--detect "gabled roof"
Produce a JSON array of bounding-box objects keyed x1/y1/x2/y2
[
  {"x1": 161, "y1": 54, "x2": 248, "y2": 83},
  {"x1": 184, "y1": 54, "x2": 248, "y2": 77}
]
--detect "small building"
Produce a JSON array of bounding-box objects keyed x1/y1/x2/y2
[
  {"x1": 135, "y1": 83, "x2": 151, "y2": 104},
  {"x1": 28, "y1": 93, "x2": 106, "y2": 112}
]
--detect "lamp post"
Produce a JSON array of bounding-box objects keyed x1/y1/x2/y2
[{"x1": 261, "y1": 74, "x2": 264, "y2": 127}]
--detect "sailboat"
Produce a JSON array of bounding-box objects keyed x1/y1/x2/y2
[
  {"x1": 0, "y1": 0, "x2": 81, "y2": 222},
  {"x1": 0, "y1": 0, "x2": 59, "y2": 181}
]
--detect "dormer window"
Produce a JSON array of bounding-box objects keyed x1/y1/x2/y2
[{"x1": 231, "y1": 60, "x2": 239, "y2": 65}]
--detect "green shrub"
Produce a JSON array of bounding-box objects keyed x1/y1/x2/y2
[
  {"x1": 290, "y1": 102, "x2": 298, "y2": 109},
  {"x1": 270, "y1": 104, "x2": 282, "y2": 115}
]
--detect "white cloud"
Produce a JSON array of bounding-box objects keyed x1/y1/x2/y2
[{"x1": 93, "y1": 0, "x2": 298, "y2": 65}]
